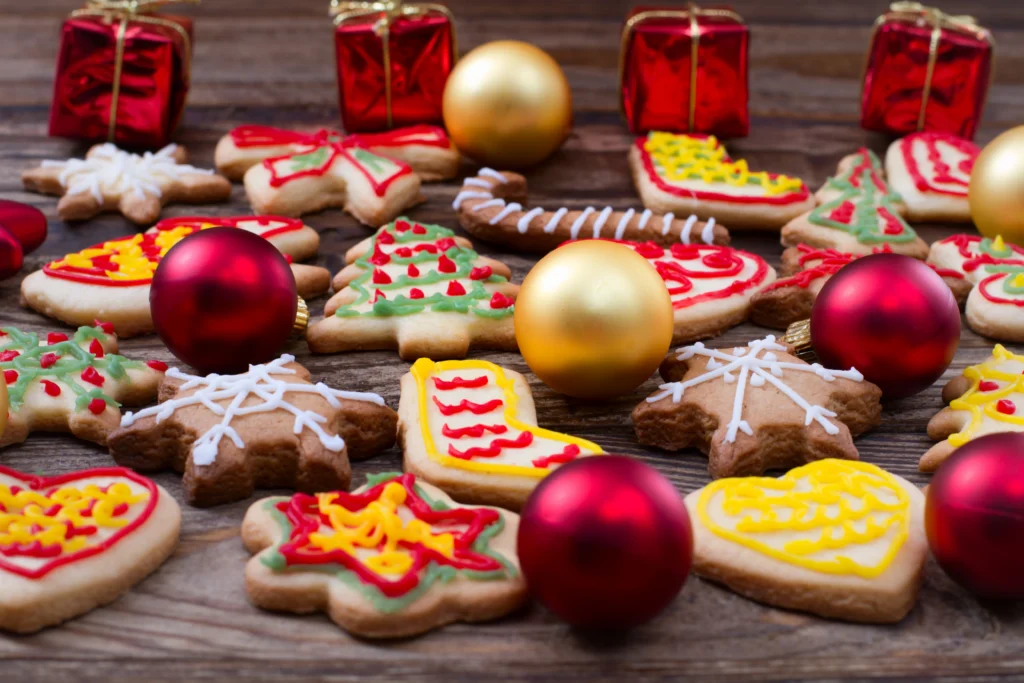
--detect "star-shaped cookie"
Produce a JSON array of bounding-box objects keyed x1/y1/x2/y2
[
  {"x1": 22, "y1": 144, "x2": 231, "y2": 225},
  {"x1": 632, "y1": 336, "x2": 882, "y2": 478},
  {"x1": 107, "y1": 355, "x2": 397, "y2": 507}
]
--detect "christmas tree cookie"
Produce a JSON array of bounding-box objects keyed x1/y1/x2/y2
[
  {"x1": 307, "y1": 219, "x2": 518, "y2": 360},
  {"x1": 0, "y1": 324, "x2": 165, "y2": 448},
  {"x1": 214, "y1": 124, "x2": 460, "y2": 226},
  {"x1": 242, "y1": 472, "x2": 527, "y2": 639},
  {"x1": 629, "y1": 132, "x2": 815, "y2": 230},
  {"x1": 781, "y1": 149, "x2": 928, "y2": 259},
  {"x1": 885, "y1": 132, "x2": 979, "y2": 223}
]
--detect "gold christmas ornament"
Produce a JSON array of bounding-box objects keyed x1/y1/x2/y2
[
  {"x1": 443, "y1": 40, "x2": 573, "y2": 169},
  {"x1": 970, "y1": 125, "x2": 1024, "y2": 245},
  {"x1": 514, "y1": 241, "x2": 674, "y2": 399}
]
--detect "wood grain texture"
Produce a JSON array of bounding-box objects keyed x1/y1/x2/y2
[{"x1": 1, "y1": 0, "x2": 1023, "y2": 680}]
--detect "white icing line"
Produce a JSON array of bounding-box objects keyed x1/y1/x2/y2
[
  {"x1": 478, "y1": 168, "x2": 508, "y2": 182},
  {"x1": 701, "y1": 217, "x2": 716, "y2": 244},
  {"x1": 517, "y1": 207, "x2": 545, "y2": 233},
  {"x1": 490, "y1": 202, "x2": 522, "y2": 225},
  {"x1": 614, "y1": 209, "x2": 635, "y2": 240},
  {"x1": 680, "y1": 214, "x2": 696, "y2": 243},
  {"x1": 569, "y1": 207, "x2": 595, "y2": 239},
  {"x1": 638, "y1": 209, "x2": 652, "y2": 230},
  {"x1": 544, "y1": 208, "x2": 568, "y2": 234},
  {"x1": 463, "y1": 178, "x2": 492, "y2": 188},
  {"x1": 662, "y1": 212, "x2": 676, "y2": 236},
  {"x1": 452, "y1": 190, "x2": 493, "y2": 210},
  {"x1": 471, "y1": 199, "x2": 506, "y2": 212},
  {"x1": 592, "y1": 207, "x2": 613, "y2": 239}
]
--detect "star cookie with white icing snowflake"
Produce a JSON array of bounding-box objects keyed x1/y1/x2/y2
[
  {"x1": 108, "y1": 355, "x2": 397, "y2": 507},
  {"x1": 307, "y1": 219, "x2": 518, "y2": 361},
  {"x1": 22, "y1": 144, "x2": 231, "y2": 225},
  {"x1": 885, "y1": 132, "x2": 979, "y2": 223},
  {"x1": 214, "y1": 124, "x2": 459, "y2": 226},
  {"x1": 632, "y1": 336, "x2": 882, "y2": 478},
  {"x1": 629, "y1": 132, "x2": 815, "y2": 231},
  {"x1": 0, "y1": 323, "x2": 165, "y2": 448},
  {"x1": 453, "y1": 168, "x2": 730, "y2": 252}
]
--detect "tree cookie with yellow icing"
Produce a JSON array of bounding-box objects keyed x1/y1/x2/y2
[
  {"x1": 398, "y1": 358, "x2": 604, "y2": 510},
  {"x1": 629, "y1": 132, "x2": 814, "y2": 231},
  {"x1": 241, "y1": 471, "x2": 527, "y2": 639},
  {"x1": 686, "y1": 459, "x2": 927, "y2": 623}
]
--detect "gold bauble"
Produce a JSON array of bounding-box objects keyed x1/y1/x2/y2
[
  {"x1": 970, "y1": 125, "x2": 1024, "y2": 245},
  {"x1": 514, "y1": 241, "x2": 673, "y2": 399},
  {"x1": 443, "y1": 40, "x2": 573, "y2": 169}
]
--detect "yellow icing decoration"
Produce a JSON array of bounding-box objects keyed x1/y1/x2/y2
[
  {"x1": 644, "y1": 132, "x2": 805, "y2": 196},
  {"x1": 696, "y1": 460, "x2": 910, "y2": 578},
  {"x1": 410, "y1": 358, "x2": 603, "y2": 478},
  {"x1": 308, "y1": 482, "x2": 454, "y2": 577},
  {"x1": 947, "y1": 345, "x2": 1024, "y2": 447}
]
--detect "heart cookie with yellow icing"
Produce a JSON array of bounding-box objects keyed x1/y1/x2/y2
[
  {"x1": 686, "y1": 459, "x2": 927, "y2": 623},
  {"x1": 0, "y1": 466, "x2": 180, "y2": 633}
]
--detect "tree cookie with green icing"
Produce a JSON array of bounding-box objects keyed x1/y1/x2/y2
[
  {"x1": 780, "y1": 149, "x2": 928, "y2": 259},
  {"x1": 241, "y1": 471, "x2": 526, "y2": 639},
  {"x1": 307, "y1": 219, "x2": 518, "y2": 360},
  {"x1": 0, "y1": 323, "x2": 166, "y2": 448}
]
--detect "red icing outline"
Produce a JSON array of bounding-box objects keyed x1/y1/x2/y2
[
  {"x1": 433, "y1": 376, "x2": 489, "y2": 390},
  {"x1": 532, "y1": 445, "x2": 582, "y2": 469},
  {"x1": 899, "y1": 133, "x2": 979, "y2": 198},
  {"x1": 448, "y1": 431, "x2": 534, "y2": 460},
  {"x1": 432, "y1": 397, "x2": 503, "y2": 416}
]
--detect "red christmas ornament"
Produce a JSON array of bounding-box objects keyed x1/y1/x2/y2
[
  {"x1": 517, "y1": 456, "x2": 693, "y2": 629},
  {"x1": 0, "y1": 228, "x2": 23, "y2": 280},
  {"x1": 810, "y1": 253, "x2": 960, "y2": 399},
  {"x1": 0, "y1": 200, "x2": 47, "y2": 254},
  {"x1": 150, "y1": 227, "x2": 298, "y2": 374},
  {"x1": 926, "y1": 433, "x2": 1024, "y2": 599}
]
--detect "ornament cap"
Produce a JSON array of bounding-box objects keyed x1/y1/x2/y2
[
  {"x1": 784, "y1": 319, "x2": 816, "y2": 362},
  {"x1": 294, "y1": 297, "x2": 309, "y2": 336}
]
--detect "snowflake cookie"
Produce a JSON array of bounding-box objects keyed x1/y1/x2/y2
[
  {"x1": 632, "y1": 336, "x2": 882, "y2": 478},
  {"x1": 242, "y1": 472, "x2": 526, "y2": 639},
  {"x1": 22, "y1": 144, "x2": 231, "y2": 225},
  {"x1": 108, "y1": 355, "x2": 397, "y2": 507}
]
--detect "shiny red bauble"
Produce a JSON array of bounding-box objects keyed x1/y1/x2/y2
[
  {"x1": 810, "y1": 253, "x2": 960, "y2": 399},
  {"x1": 150, "y1": 227, "x2": 297, "y2": 374},
  {"x1": 926, "y1": 432, "x2": 1024, "y2": 599},
  {"x1": 0, "y1": 199, "x2": 47, "y2": 254},
  {"x1": 517, "y1": 456, "x2": 693, "y2": 629},
  {"x1": 0, "y1": 228, "x2": 23, "y2": 280}
]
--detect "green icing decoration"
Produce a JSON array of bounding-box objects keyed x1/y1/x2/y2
[
  {"x1": 351, "y1": 148, "x2": 397, "y2": 176},
  {"x1": 287, "y1": 146, "x2": 332, "y2": 172},
  {"x1": 980, "y1": 237, "x2": 1014, "y2": 259}
]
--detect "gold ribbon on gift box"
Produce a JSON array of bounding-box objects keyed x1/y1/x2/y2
[
  {"x1": 618, "y1": 3, "x2": 744, "y2": 132},
  {"x1": 869, "y1": 1, "x2": 994, "y2": 131},
  {"x1": 329, "y1": 0, "x2": 457, "y2": 129},
  {"x1": 69, "y1": 0, "x2": 199, "y2": 143}
]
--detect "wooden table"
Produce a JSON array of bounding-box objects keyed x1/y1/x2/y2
[{"x1": 2, "y1": 0, "x2": 1023, "y2": 680}]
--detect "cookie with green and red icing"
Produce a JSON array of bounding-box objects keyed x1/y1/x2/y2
[
  {"x1": 0, "y1": 324, "x2": 165, "y2": 448},
  {"x1": 307, "y1": 219, "x2": 518, "y2": 360},
  {"x1": 0, "y1": 465, "x2": 180, "y2": 634},
  {"x1": 241, "y1": 471, "x2": 526, "y2": 639},
  {"x1": 885, "y1": 132, "x2": 979, "y2": 223},
  {"x1": 780, "y1": 149, "x2": 928, "y2": 260},
  {"x1": 214, "y1": 125, "x2": 459, "y2": 226}
]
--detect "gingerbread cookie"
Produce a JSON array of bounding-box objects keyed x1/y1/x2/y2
[
  {"x1": 453, "y1": 168, "x2": 730, "y2": 252},
  {"x1": 399, "y1": 358, "x2": 604, "y2": 510},
  {"x1": 22, "y1": 144, "x2": 231, "y2": 225},
  {"x1": 242, "y1": 472, "x2": 526, "y2": 639},
  {"x1": 780, "y1": 149, "x2": 928, "y2": 259},
  {"x1": 307, "y1": 219, "x2": 518, "y2": 360},
  {"x1": 108, "y1": 355, "x2": 396, "y2": 507},
  {"x1": 21, "y1": 216, "x2": 331, "y2": 338},
  {"x1": 632, "y1": 336, "x2": 882, "y2": 478},
  {"x1": 214, "y1": 125, "x2": 460, "y2": 226},
  {"x1": 687, "y1": 459, "x2": 927, "y2": 623},
  {"x1": 885, "y1": 132, "x2": 979, "y2": 223},
  {"x1": 629, "y1": 132, "x2": 814, "y2": 230},
  {"x1": 0, "y1": 324, "x2": 165, "y2": 448},
  {"x1": 922, "y1": 345, "x2": 1024, "y2": 472}
]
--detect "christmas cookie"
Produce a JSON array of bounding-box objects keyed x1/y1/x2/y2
[
  {"x1": 214, "y1": 125, "x2": 460, "y2": 226},
  {"x1": 21, "y1": 216, "x2": 331, "y2": 338},
  {"x1": 687, "y1": 459, "x2": 927, "y2": 623},
  {"x1": 885, "y1": 132, "x2": 979, "y2": 223},
  {"x1": 0, "y1": 324, "x2": 165, "y2": 448},
  {"x1": 22, "y1": 144, "x2": 231, "y2": 225},
  {"x1": 108, "y1": 355, "x2": 396, "y2": 507},
  {"x1": 0, "y1": 466, "x2": 180, "y2": 634},
  {"x1": 922, "y1": 345, "x2": 1024, "y2": 472},
  {"x1": 629, "y1": 132, "x2": 814, "y2": 230},
  {"x1": 453, "y1": 168, "x2": 730, "y2": 252},
  {"x1": 242, "y1": 471, "x2": 526, "y2": 639},
  {"x1": 632, "y1": 336, "x2": 882, "y2": 478},
  {"x1": 307, "y1": 219, "x2": 518, "y2": 360},
  {"x1": 928, "y1": 234, "x2": 1024, "y2": 342},
  {"x1": 780, "y1": 149, "x2": 928, "y2": 259},
  {"x1": 399, "y1": 358, "x2": 604, "y2": 510}
]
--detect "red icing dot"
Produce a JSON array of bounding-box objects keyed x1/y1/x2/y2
[
  {"x1": 372, "y1": 268, "x2": 392, "y2": 285},
  {"x1": 87, "y1": 398, "x2": 106, "y2": 415},
  {"x1": 368, "y1": 244, "x2": 390, "y2": 266},
  {"x1": 80, "y1": 367, "x2": 105, "y2": 387},
  {"x1": 436, "y1": 237, "x2": 456, "y2": 252},
  {"x1": 88, "y1": 338, "x2": 104, "y2": 358},
  {"x1": 997, "y1": 399, "x2": 1016, "y2": 415},
  {"x1": 407, "y1": 264, "x2": 420, "y2": 277},
  {"x1": 447, "y1": 281, "x2": 466, "y2": 296},
  {"x1": 0, "y1": 350, "x2": 19, "y2": 362},
  {"x1": 470, "y1": 266, "x2": 493, "y2": 280},
  {"x1": 414, "y1": 244, "x2": 437, "y2": 254},
  {"x1": 372, "y1": 289, "x2": 387, "y2": 303},
  {"x1": 394, "y1": 220, "x2": 410, "y2": 233},
  {"x1": 489, "y1": 292, "x2": 514, "y2": 309},
  {"x1": 412, "y1": 224, "x2": 427, "y2": 235},
  {"x1": 47, "y1": 332, "x2": 69, "y2": 345},
  {"x1": 94, "y1": 321, "x2": 115, "y2": 335},
  {"x1": 395, "y1": 247, "x2": 413, "y2": 258},
  {"x1": 4, "y1": 370, "x2": 17, "y2": 384},
  {"x1": 828, "y1": 200, "x2": 855, "y2": 223},
  {"x1": 377, "y1": 230, "x2": 395, "y2": 244},
  {"x1": 42, "y1": 379, "x2": 61, "y2": 397},
  {"x1": 409, "y1": 288, "x2": 425, "y2": 299},
  {"x1": 39, "y1": 352, "x2": 60, "y2": 369},
  {"x1": 438, "y1": 254, "x2": 457, "y2": 273},
  {"x1": 147, "y1": 360, "x2": 168, "y2": 372},
  {"x1": 979, "y1": 380, "x2": 999, "y2": 392}
]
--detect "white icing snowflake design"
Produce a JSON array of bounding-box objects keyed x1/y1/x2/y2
[
  {"x1": 41, "y1": 143, "x2": 213, "y2": 204},
  {"x1": 647, "y1": 336, "x2": 864, "y2": 443},
  {"x1": 120, "y1": 355, "x2": 385, "y2": 467}
]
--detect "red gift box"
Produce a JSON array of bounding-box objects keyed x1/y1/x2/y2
[
  {"x1": 620, "y1": 4, "x2": 748, "y2": 138},
  {"x1": 860, "y1": 2, "x2": 993, "y2": 140},
  {"x1": 48, "y1": 0, "x2": 196, "y2": 149},
  {"x1": 331, "y1": 0, "x2": 455, "y2": 132}
]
